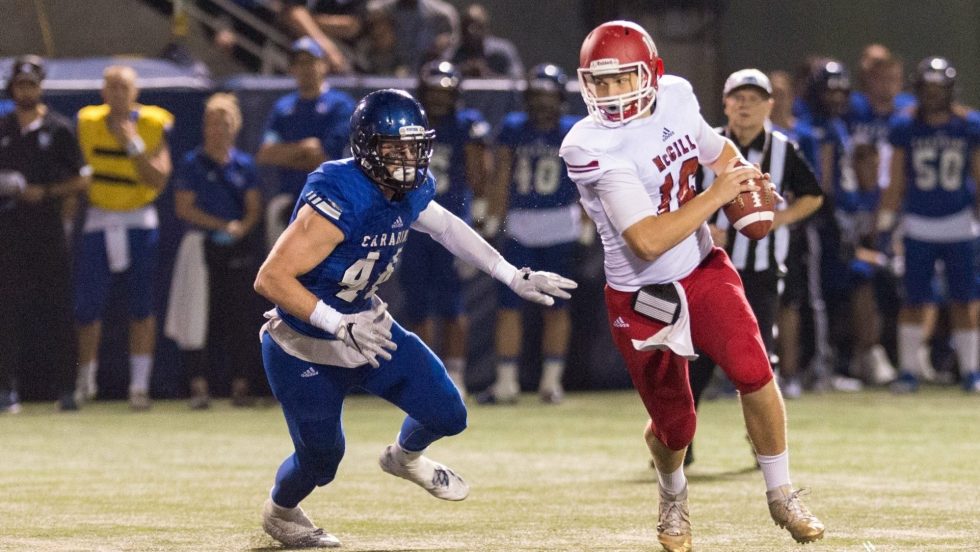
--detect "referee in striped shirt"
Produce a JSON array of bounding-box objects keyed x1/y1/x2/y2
[{"x1": 686, "y1": 69, "x2": 823, "y2": 465}]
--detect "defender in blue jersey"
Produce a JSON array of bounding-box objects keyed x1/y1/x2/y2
[
  {"x1": 397, "y1": 61, "x2": 490, "y2": 398},
  {"x1": 478, "y1": 64, "x2": 582, "y2": 405},
  {"x1": 880, "y1": 57, "x2": 980, "y2": 393},
  {"x1": 256, "y1": 37, "x2": 356, "y2": 248},
  {"x1": 253, "y1": 89, "x2": 576, "y2": 548}
]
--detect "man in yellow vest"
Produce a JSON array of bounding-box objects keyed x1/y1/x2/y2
[{"x1": 74, "y1": 65, "x2": 173, "y2": 410}]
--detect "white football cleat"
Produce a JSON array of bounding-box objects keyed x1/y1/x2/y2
[
  {"x1": 864, "y1": 345, "x2": 897, "y2": 385},
  {"x1": 262, "y1": 498, "x2": 340, "y2": 548},
  {"x1": 379, "y1": 444, "x2": 469, "y2": 501}
]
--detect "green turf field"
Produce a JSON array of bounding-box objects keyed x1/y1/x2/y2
[{"x1": 1, "y1": 389, "x2": 978, "y2": 551}]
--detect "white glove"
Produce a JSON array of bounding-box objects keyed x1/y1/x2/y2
[
  {"x1": 310, "y1": 297, "x2": 397, "y2": 368},
  {"x1": 508, "y1": 267, "x2": 578, "y2": 306},
  {"x1": 0, "y1": 170, "x2": 27, "y2": 197}
]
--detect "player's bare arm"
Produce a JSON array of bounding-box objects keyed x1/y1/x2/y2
[
  {"x1": 622, "y1": 154, "x2": 761, "y2": 261},
  {"x1": 254, "y1": 203, "x2": 343, "y2": 321},
  {"x1": 773, "y1": 194, "x2": 823, "y2": 229},
  {"x1": 484, "y1": 144, "x2": 513, "y2": 235},
  {"x1": 877, "y1": 145, "x2": 906, "y2": 230},
  {"x1": 130, "y1": 137, "x2": 171, "y2": 190},
  {"x1": 256, "y1": 137, "x2": 327, "y2": 171}
]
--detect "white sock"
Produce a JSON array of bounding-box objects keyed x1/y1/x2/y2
[
  {"x1": 445, "y1": 357, "x2": 465, "y2": 378},
  {"x1": 952, "y1": 328, "x2": 979, "y2": 378},
  {"x1": 756, "y1": 450, "x2": 792, "y2": 491},
  {"x1": 898, "y1": 323, "x2": 925, "y2": 376},
  {"x1": 495, "y1": 359, "x2": 519, "y2": 394},
  {"x1": 656, "y1": 464, "x2": 687, "y2": 496},
  {"x1": 392, "y1": 437, "x2": 422, "y2": 462},
  {"x1": 539, "y1": 357, "x2": 565, "y2": 391},
  {"x1": 129, "y1": 354, "x2": 152, "y2": 394},
  {"x1": 79, "y1": 360, "x2": 98, "y2": 389}
]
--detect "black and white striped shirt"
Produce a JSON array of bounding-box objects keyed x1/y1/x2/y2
[{"x1": 698, "y1": 123, "x2": 822, "y2": 276}]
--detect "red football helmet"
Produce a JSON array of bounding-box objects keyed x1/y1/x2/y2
[{"x1": 577, "y1": 21, "x2": 664, "y2": 125}]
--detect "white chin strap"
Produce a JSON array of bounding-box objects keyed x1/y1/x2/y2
[{"x1": 389, "y1": 166, "x2": 416, "y2": 182}]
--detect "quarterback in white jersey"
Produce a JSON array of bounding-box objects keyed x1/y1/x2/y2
[
  {"x1": 559, "y1": 21, "x2": 824, "y2": 551},
  {"x1": 562, "y1": 74, "x2": 727, "y2": 288}
]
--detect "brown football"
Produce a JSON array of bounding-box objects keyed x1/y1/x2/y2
[{"x1": 722, "y1": 165, "x2": 775, "y2": 240}]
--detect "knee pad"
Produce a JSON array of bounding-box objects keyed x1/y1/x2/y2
[
  {"x1": 650, "y1": 407, "x2": 697, "y2": 451},
  {"x1": 437, "y1": 400, "x2": 468, "y2": 437},
  {"x1": 294, "y1": 420, "x2": 346, "y2": 486}
]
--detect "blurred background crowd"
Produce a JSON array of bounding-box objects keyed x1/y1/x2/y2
[{"x1": 0, "y1": 0, "x2": 977, "y2": 413}]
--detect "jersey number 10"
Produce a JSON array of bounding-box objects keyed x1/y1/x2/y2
[{"x1": 657, "y1": 157, "x2": 699, "y2": 214}]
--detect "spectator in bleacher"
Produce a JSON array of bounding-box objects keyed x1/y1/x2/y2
[
  {"x1": 0, "y1": 56, "x2": 90, "y2": 414},
  {"x1": 166, "y1": 93, "x2": 264, "y2": 409},
  {"x1": 450, "y1": 3, "x2": 523, "y2": 80},
  {"x1": 365, "y1": 0, "x2": 459, "y2": 74},
  {"x1": 352, "y1": 8, "x2": 402, "y2": 75},
  {"x1": 74, "y1": 65, "x2": 174, "y2": 411},
  {"x1": 282, "y1": 0, "x2": 354, "y2": 73},
  {"x1": 284, "y1": 0, "x2": 367, "y2": 47},
  {"x1": 198, "y1": 0, "x2": 288, "y2": 73},
  {"x1": 256, "y1": 37, "x2": 355, "y2": 248}
]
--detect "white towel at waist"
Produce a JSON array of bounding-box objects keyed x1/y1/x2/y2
[
  {"x1": 630, "y1": 282, "x2": 698, "y2": 360},
  {"x1": 164, "y1": 231, "x2": 209, "y2": 350}
]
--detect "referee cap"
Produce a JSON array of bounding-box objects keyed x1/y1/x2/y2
[{"x1": 723, "y1": 68, "x2": 772, "y2": 98}]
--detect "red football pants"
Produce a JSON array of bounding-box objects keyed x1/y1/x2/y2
[{"x1": 604, "y1": 248, "x2": 772, "y2": 450}]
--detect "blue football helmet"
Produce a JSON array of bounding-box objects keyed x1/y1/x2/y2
[
  {"x1": 350, "y1": 89, "x2": 436, "y2": 195},
  {"x1": 914, "y1": 56, "x2": 956, "y2": 88},
  {"x1": 526, "y1": 63, "x2": 568, "y2": 101},
  {"x1": 914, "y1": 56, "x2": 956, "y2": 113},
  {"x1": 418, "y1": 60, "x2": 461, "y2": 118},
  {"x1": 804, "y1": 58, "x2": 851, "y2": 117}
]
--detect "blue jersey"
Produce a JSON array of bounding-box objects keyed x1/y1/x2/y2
[
  {"x1": 427, "y1": 108, "x2": 489, "y2": 219},
  {"x1": 775, "y1": 120, "x2": 819, "y2": 172},
  {"x1": 889, "y1": 111, "x2": 980, "y2": 218},
  {"x1": 846, "y1": 91, "x2": 916, "y2": 146},
  {"x1": 804, "y1": 113, "x2": 861, "y2": 212},
  {"x1": 262, "y1": 88, "x2": 356, "y2": 197},
  {"x1": 172, "y1": 147, "x2": 259, "y2": 226},
  {"x1": 497, "y1": 113, "x2": 580, "y2": 210},
  {"x1": 278, "y1": 159, "x2": 436, "y2": 338}
]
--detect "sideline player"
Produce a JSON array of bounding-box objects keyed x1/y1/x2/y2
[
  {"x1": 559, "y1": 21, "x2": 824, "y2": 550},
  {"x1": 479, "y1": 63, "x2": 582, "y2": 405},
  {"x1": 879, "y1": 57, "x2": 980, "y2": 393},
  {"x1": 254, "y1": 88, "x2": 576, "y2": 548},
  {"x1": 397, "y1": 61, "x2": 490, "y2": 398}
]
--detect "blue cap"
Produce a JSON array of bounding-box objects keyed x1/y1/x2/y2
[{"x1": 290, "y1": 36, "x2": 325, "y2": 60}]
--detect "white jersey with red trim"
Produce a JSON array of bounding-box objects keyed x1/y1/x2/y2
[{"x1": 559, "y1": 75, "x2": 727, "y2": 291}]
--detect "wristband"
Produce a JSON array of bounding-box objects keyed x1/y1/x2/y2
[
  {"x1": 126, "y1": 136, "x2": 146, "y2": 157},
  {"x1": 309, "y1": 300, "x2": 342, "y2": 334},
  {"x1": 490, "y1": 260, "x2": 519, "y2": 286}
]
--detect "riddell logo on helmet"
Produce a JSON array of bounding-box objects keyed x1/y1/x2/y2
[
  {"x1": 590, "y1": 59, "x2": 621, "y2": 72},
  {"x1": 398, "y1": 125, "x2": 425, "y2": 137}
]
